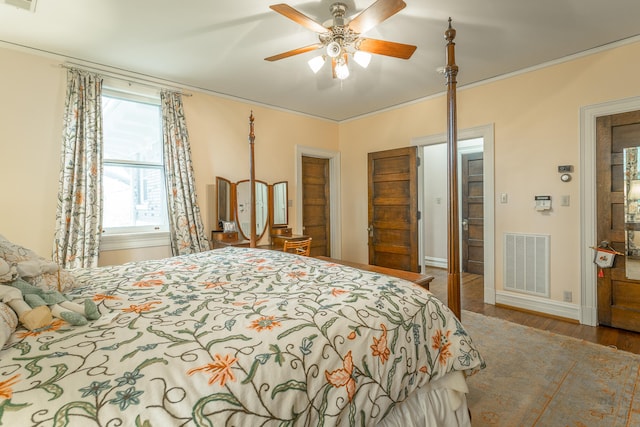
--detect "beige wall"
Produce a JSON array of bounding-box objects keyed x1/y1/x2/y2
[
  {"x1": 0, "y1": 45, "x2": 338, "y2": 263},
  {"x1": 0, "y1": 48, "x2": 66, "y2": 256},
  {"x1": 183, "y1": 92, "x2": 339, "y2": 236},
  {"x1": 339, "y1": 41, "x2": 640, "y2": 306},
  {"x1": 3, "y1": 39, "x2": 640, "y2": 312}
]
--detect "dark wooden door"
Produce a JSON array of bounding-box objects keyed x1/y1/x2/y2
[
  {"x1": 302, "y1": 156, "x2": 330, "y2": 257},
  {"x1": 597, "y1": 110, "x2": 640, "y2": 332},
  {"x1": 368, "y1": 147, "x2": 419, "y2": 272},
  {"x1": 461, "y1": 152, "x2": 484, "y2": 274}
]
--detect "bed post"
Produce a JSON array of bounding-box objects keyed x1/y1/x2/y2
[
  {"x1": 249, "y1": 111, "x2": 257, "y2": 248},
  {"x1": 445, "y1": 18, "x2": 461, "y2": 319}
]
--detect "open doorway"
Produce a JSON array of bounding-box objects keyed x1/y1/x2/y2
[
  {"x1": 414, "y1": 124, "x2": 495, "y2": 305},
  {"x1": 422, "y1": 138, "x2": 483, "y2": 272}
]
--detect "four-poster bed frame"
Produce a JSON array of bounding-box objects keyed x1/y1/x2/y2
[
  {"x1": 248, "y1": 111, "x2": 257, "y2": 248},
  {"x1": 445, "y1": 18, "x2": 461, "y2": 319}
]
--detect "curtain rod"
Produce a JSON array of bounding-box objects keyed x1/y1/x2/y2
[{"x1": 60, "y1": 62, "x2": 193, "y2": 97}]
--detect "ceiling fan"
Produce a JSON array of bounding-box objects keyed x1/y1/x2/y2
[{"x1": 265, "y1": 0, "x2": 417, "y2": 80}]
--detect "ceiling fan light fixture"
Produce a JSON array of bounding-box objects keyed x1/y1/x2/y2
[
  {"x1": 326, "y1": 41, "x2": 342, "y2": 58},
  {"x1": 335, "y1": 61, "x2": 349, "y2": 80},
  {"x1": 353, "y1": 51, "x2": 371, "y2": 68},
  {"x1": 308, "y1": 55, "x2": 326, "y2": 73},
  {"x1": 266, "y1": 1, "x2": 417, "y2": 82}
]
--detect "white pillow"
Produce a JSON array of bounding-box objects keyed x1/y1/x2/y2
[
  {"x1": 0, "y1": 302, "x2": 18, "y2": 348},
  {"x1": 0, "y1": 235, "x2": 77, "y2": 292}
]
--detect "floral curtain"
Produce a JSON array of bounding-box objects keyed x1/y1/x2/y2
[
  {"x1": 161, "y1": 90, "x2": 210, "y2": 255},
  {"x1": 53, "y1": 69, "x2": 104, "y2": 269}
]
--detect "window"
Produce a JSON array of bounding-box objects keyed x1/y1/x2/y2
[{"x1": 101, "y1": 89, "x2": 168, "y2": 238}]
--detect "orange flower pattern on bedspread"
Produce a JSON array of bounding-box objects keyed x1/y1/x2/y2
[
  {"x1": 325, "y1": 350, "x2": 356, "y2": 402},
  {"x1": 370, "y1": 323, "x2": 391, "y2": 364},
  {"x1": 0, "y1": 374, "x2": 19, "y2": 400},
  {"x1": 0, "y1": 247, "x2": 484, "y2": 426},
  {"x1": 188, "y1": 354, "x2": 238, "y2": 386}
]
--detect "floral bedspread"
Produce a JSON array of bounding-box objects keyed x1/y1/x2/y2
[{"x1": 0, "y1": 247, "x2": 484, "y2": 426}]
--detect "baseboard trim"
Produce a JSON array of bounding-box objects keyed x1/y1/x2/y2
[
  {"x1": 495, "y1": 290, "x2": 580, "y2": 322},
  {"x1": 424, "y1": 256, "x2": 447, "y2": 269}
]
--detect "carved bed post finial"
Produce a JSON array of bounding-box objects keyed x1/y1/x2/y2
[
  {"x1": 249, "y1": 111, "x2": 255, "y2": 144},
  {"x1": 445, "y1": 17, "x2": 458, "y2": 83},
  {"x1": 445, "y1": 18, "x2": 461, "y2": 320},
  {"x1": 249, "y1": 111, "x2": 257, "y2": 247}
]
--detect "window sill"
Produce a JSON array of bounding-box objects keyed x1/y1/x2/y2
[{"x1": 100, "y1": 232, "x2": 170, "y2": 251}]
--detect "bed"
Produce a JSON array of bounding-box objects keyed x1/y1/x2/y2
[
  {"x1": 0, "y1": 246, "x2": 483, "y2": 426},
  {"x1": 0, "y1": 15, "x2": 482, "y2": 427}
]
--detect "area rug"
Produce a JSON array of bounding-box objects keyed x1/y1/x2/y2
[{"x1": 461, "y1": 310, "x2": 640, "y2": 426}]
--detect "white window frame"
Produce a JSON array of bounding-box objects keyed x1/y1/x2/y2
[{"x1": 100, "y1": 84, "x2": 170, "y2": 251}]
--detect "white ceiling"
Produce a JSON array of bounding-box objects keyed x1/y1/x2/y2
[{"x1": 1, "y1": 0, "x2": 639, "y2": 121}]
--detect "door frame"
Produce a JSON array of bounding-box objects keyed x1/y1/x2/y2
[
  {"x1": 580, "y1": 96, "x2": 640, "y2": 326},
  {"x1": 295, "y1": 145, "x2": 342, "y2": 259},
  {"x1": 413, "y1": 123, "x2": 496, "y2": 304}
]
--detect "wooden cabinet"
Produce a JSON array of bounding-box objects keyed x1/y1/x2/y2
[
  {"x1": 269, "y1": 228, "x2": 309, "y2": 250},
  {"x1": 210, "y1": 231, "x2": 249, "y2": 249}
]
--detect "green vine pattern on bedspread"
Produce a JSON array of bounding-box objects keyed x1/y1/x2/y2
[{"x1": 0, "y1": 247, "x2": 484, "y2": 426}]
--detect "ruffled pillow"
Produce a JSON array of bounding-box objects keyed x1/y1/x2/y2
[
  {"x1": 0, "y1": 302, "x2": 18, "y2": 349},
  {"x1": 0, "y1": 235, "x2": 77, "y2": 292}
]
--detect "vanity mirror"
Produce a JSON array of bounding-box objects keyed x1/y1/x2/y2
[
  {"x1": 624, "y1": 146, "x2": 640, "y2": 279},
  {"x1": 236, "y1": 179, "x2": 269, "y2": 241},
  {"x1": 272, "y1": 181, "x2": 288, "y2": 227},
  {"x1": 216, "y1": 177, "x2": 233, "y2": 228}
]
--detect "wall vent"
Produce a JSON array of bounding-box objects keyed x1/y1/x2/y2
[
  {"x1": 504, "y1": 233, "x2": 550, "y2": 297},
  {"x1": 3, "y1": 0, "x2": 36, "y2": 12}
]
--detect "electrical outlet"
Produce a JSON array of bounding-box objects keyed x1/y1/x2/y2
[{"x1": 563, "y1": 291, "x2": 572, "y2": 302}]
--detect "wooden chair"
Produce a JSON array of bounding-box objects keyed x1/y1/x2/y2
[{"x1": 282, "y1": 238, "x2": 312, "y2": 256}]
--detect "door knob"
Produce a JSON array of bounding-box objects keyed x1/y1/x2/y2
[{"x1": 462, "y1": 219, "x2": 469, "y2": 231}]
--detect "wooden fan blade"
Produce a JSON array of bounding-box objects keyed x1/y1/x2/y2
[
  {"x1": 269, "y1": 4, "x2": 328, "y2": 34},
  {"x1": 265, "y1": 43, "x2": 323, "y2": 61},
  {"x1": 358, "y1": 38, "x2": 416, "y2": 59},
  {"x1": 348, "y1": 0, "x2": 406, "y2": 35}
]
